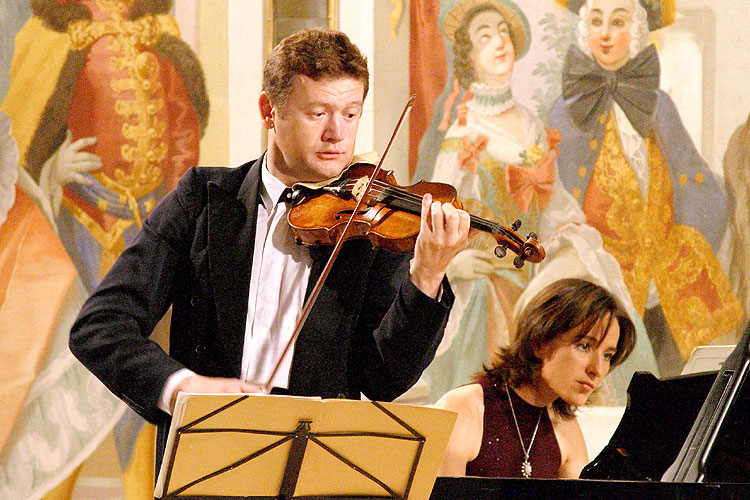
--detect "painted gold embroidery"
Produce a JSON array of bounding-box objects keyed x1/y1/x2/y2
[
  {"x1": 586, "y1": 115, "x2": 742, "y2": 357},
  {"x1": 65, "y1": 4, "x2": 179, "y2": 234}
]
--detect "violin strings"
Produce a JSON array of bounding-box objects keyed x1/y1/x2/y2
[
  {"x1": 341, "y1": 179, "x2": 503, "y2": 234},
  {"x1": 338, "y1": 179, "x2": 520, "y2": 242}
]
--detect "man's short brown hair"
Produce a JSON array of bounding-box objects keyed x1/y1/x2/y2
[{"x1": 263, "y1": 29, "x2": 369, "y2": 106}]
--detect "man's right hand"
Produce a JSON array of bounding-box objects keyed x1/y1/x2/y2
[{"x1": 170, "y1": 375, "x2": 263, "y2": 413}]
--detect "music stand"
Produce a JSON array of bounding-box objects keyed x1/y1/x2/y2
[{"x1": 155, "y1": 393, "x2": 456, "y2": 500}]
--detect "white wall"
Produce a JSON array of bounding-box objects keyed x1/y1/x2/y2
[
  {"x1": 227, "y1": 0, "x2": 265, "y2": 165},
  {"x1": 340, "y1": 0, "x2": 376, "y2": 161},
  {"x1": 709, "y1": 0, "x2": 750, "y2": 172},
  {"x1": 341, "y1": 0, "x2": 413, "y2": 183},
  {"x1": 671, "y1": 0, "x2": 750, "y2": 172}
]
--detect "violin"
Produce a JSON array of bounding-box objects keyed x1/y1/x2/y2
[
  {"x1": 287, "y1": 162, "x2": 546, "y2": 269},
  {"x1": 262, "y1": 96, "x2": 543, "y2": 391}
]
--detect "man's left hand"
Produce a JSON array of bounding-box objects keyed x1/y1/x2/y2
[{"x1": 409, "y1": 193, "x2": 472, "y2": 298}]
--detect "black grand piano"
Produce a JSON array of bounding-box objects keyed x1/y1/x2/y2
[{"x1": 431, "y1": 323, "x2": 750, "y2": 499}]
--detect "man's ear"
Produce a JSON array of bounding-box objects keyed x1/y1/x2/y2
[{"x1": 258, "y1": 92, "x2": 274, "y2": 129}]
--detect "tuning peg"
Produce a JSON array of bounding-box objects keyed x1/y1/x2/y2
[
  {"x1": 511, "y1": 219, "x2": 522, "y2": 231},
  {"x1": 513, "y1": 255, "x2": 525, "y2": 268},
  {"x1": 527, "y1": 232, "x2": 537, "y2": 240},
  {"x1": 494, "y1": 245, "x2": 508, "y2": 258}
]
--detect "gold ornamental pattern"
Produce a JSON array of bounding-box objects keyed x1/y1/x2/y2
[
  {"x1": 587, "y1": 114, "x2": 742, "y2": 358},
  {"x1": 66, "y1": 9, "x2": 181, "y2": 207},
  {"x1": 62, "y1": 2, "x2": 183, "y2": 275}
]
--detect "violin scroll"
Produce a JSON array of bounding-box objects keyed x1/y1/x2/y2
[{"x1": 490, "y1": 219, "x2": 545, "y2": 268}]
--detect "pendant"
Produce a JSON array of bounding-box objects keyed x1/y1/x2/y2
[{"x1": 522, "y1": 459, "x2": 532, "y2": 478}]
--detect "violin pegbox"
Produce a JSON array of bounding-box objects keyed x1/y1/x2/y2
[{"x1": 489, "y1": 219, "x2": 546, "y2": 268}]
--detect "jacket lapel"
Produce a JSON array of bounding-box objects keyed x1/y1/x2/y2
[{"x1": 207, "y1": 160, "x2": 261, "y2": 376}]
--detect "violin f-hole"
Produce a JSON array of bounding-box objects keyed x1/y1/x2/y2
[{"x1": 334, "y1": 209, "x2": 370, "y2": 221}]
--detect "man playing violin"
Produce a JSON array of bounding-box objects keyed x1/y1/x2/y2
[{"x1": 69, "y1": 28, "x2": 472, "y2": 474}]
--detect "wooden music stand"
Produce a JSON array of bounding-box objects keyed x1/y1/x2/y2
[{"x1": 154, "y1": 393, "x2": 456, "y2": 500}]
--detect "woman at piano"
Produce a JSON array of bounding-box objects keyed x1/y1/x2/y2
[{"x1": 435, "y1": 278, "x2": 636, "y2": 478}]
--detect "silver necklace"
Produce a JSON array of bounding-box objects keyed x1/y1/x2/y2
[{"x1": 505, "y1": 383, "x2": 544, "y2": 478}]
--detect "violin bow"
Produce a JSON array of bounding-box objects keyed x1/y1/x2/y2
[{"x1": 262, "y1": 95, "x2": 417, "y2": 392}]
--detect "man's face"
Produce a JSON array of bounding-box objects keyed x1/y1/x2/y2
[
  {"x1": 263, "y1": 75, "x2": 364, "y2": 185},
  {"x1": 589, "y1": 0, "x2": 633, "y2": 71},
  {"x1": 468, "y1": 9, "x2": 515, "y2": 86}
]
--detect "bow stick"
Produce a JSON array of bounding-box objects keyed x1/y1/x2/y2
[{"x1": 262, "y1": 95, "x2": 417, "y2": 392}]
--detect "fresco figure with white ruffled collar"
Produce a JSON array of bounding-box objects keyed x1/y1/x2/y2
[
  {"x1": 417, "y1": 0, "x2": 657, "y2": 404},
  {"x1": 548, "y1": 0, "x2": 742, "y2": 371}
]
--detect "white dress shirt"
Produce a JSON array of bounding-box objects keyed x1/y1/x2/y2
[
  {"x1": 241, "y1": 161, "x2": 312, "y2": 388},
  {"x1": 159, "y1": 158, "x2": 311, "y2": 412}
]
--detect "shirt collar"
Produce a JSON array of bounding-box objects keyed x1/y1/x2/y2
[{"x1": 260, "y1": 155, "x2": 291, "y2": 209}]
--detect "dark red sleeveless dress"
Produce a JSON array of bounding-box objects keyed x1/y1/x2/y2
[{"x1": 466, "y1": 378, "x2": 562, "y2": 478}]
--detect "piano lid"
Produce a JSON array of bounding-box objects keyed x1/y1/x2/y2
[{"x1": 582, "y1": 322, "x2": 750, "y2": 483}]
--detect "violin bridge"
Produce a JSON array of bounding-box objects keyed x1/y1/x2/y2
[{"x1": 351, "y1": 175, "x2": 370, "y2": 202}]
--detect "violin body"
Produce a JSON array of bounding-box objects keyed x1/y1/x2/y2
[
  {"x1": 288, "y1": 163, "x2": 545, "y2": 266},
  {"x1": 288, "y1": 163, "x2": 455, "y2": 253}
]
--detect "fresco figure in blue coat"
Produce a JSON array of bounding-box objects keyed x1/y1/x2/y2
[{"x1": 551, "y1": 0, "x2": 742, "y2": 371}]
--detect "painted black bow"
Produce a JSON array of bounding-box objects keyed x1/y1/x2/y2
[{"x1": 562, "y1": 44, "x2": 660, "y2": 137}]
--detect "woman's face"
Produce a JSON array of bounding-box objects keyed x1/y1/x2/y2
[
  {"x1": 588, "y1": 0, "x2": 633, "y2": 71},
  {"x1": 537, "y1": 315, "x2": 620, "y2": 406},
  {"x1": 468, "y1": 9, "x2": 515, "y2": 86}
]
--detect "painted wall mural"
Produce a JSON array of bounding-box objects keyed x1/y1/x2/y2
[
  {"x1": 0, "y1": 1, "x2": 208, "y2": 499},
  {"x1": 408, "y1": 0, "x2": 744, "y2": 406},
  {"x1": 0, "y1": 0, "x2": 747, "y2": 495}
]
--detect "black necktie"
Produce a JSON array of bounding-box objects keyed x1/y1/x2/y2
[
  {"x1": 279, "y1": 187, "x2": 295, "y2": 205},
  {"x1": 562, "y1": 44, "x2": 660, "y2": 137}
]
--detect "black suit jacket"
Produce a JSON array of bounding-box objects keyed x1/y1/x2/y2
[{"x1": 69, "y1": 157, "x2": 452, "y2": 452}]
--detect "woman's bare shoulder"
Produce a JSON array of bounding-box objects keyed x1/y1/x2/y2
[
  {"x1": 435, "y1": 383, "x2": 485, "y2": 414},
  {"x1": 435, "y1": 383, "x2": 486, "y2": 476},
  {"x1": 550, "y1": 411, "x2": 588, "y2": 478},
  {"x1": 549, "y1": 410, "x2": 585, "y2": 441}
]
